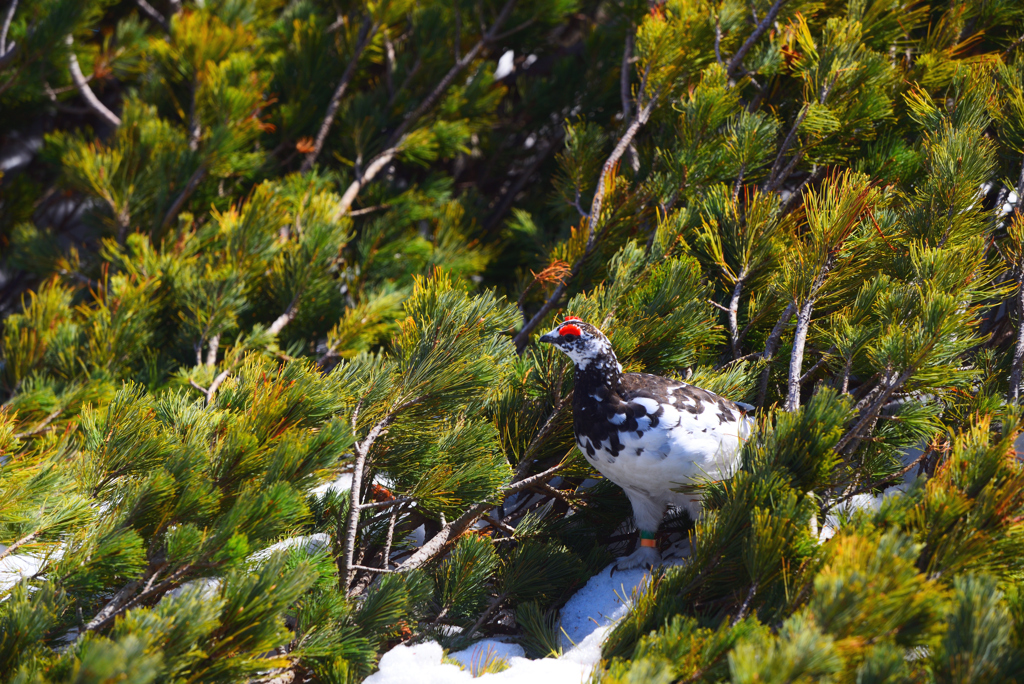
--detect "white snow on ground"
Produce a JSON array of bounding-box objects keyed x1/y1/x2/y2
[
  {"x1": 311, "y1": 472, "x2": 353, "y2": 497},
  {"x1": 0, "y1": 545, "x2": 45, "y2": 592},
  {"x1": 365, "y1": 544, "x2": 689, "y2": 684}
]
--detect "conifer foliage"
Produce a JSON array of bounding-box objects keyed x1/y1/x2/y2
[{"x1": 3, "y1": 0, "x2": 1024, "y2": 681}]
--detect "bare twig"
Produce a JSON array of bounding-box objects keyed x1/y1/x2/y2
[
  {"x1": 396, "y1": 460, "x2": 570, "y2": 573},
  {"x1": 728, "y1": 270, "x2": 747, "y2": 359},
  {"x1": 13, "y1": 407, "x2": 62, "y2": 439},
  {"x1": 726, "y1": 0, "x2": 789, "y2": 79},
  {"x1": 0, "y1": 0, "x2": 17, "y2": 56},
  {"x1": 784, "y1": 298, "x2": 815, "y2": 411},
  {"x1": 268, "y1": 299, "x2": 298, "y2": 336},
  {"x1": 835, "y1": 366, "x2": 915, "y2": 454},
  {"x1": 66, "y1": 35, "x2": 121, "y2": 127},
  {"x1": 135, "y1": 0, "x2": 169, "y2": 31},
  {"x1": 826, "y1": 447, "x2": 928, "y2": 513},
  {"x1": 620, "y1": 27, "x2": 639, "y2": 172},
  {"x1": 482, "y1": 128, "x2": 565, "y2": 233},
  {"x1": 756, "y1": 301, "x2": 796, "y2": 408},
  {"x1": 763, "y1": 104, "x2": 809, "y2": 194},
  {"x1": 468, "y1": 592, "x2": 507, "y2": 637},
  {"x1": 1009, "y1": 264, "x2": 1024, "y2": 402},
  {"x1": 798, "y1": 345, "x2": 835, "y2": 384},
  {"x1": 0, "y1": 530, "x2": 38, "y2": 561},
  {"x1": 160, "y1": 164, "x2": 207, "y2": 231},
  {"x1": 300, "y1": 17, "x2": 379, "y2": 172}
]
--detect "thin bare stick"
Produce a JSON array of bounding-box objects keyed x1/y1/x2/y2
[
  {"x1": 160, "y1": 164, "x2": 207, "y2": 231},
  {"x1": 468, "y1": 592, "x2": 507, "y2": 637},
  {"x1": 0, "y1": 530, "x2": 37, "y2": 561},
  {"x1": 728, "y1": 270, "x2": 747, "y2": 359},
  {"x1": 756, "y1": 301, "x2": 795, "y2": 408},
  {"x1": 726, "y1": 0, "x2": 789, "y2": 79},
  {"x1": 798, "y1": 345, "x2": 835, "y2": 384},
  {"x1": 835, "y1": 366, "x2": 915, "y2": 454},
  {"x1": 66, "y1": 35, "x2": 121, "y2": 127},
  {"x1": 13, "y1": 407, "x2": 62, "y2": 439},
  {"x1": 268, "y1": 299, "x2": 298, "y2": 336},
  {"x1": 1010, "y1": 267, "x2": 1024, "y2": 402},
  {"x1": 204, "y1": 369, "x2": 231, "y2": 404},
  {"x1": 351, "y1": 564, "x2": 397, "y2": 574},
  {"x1": 763, "y1": 104, "x2": 808, "y2": 194},
  {"x1": 135, "y1": 0, "x2": 169, "y2": 31},
  {"x1": 334, "y1": 148, "x2": 398, "y2": 220},
  {"x1": 300, "y1": 17, "x2": 378, "y2": 172},
  {"x1": 341, "y1": 399, "x2": 420, "y2": 588},
  {"x1": 396, "y1": 461, "x2": 569, "y2": 573},
  {"x1": 620, "y1": 27, "x2": 639, "y2": 172},
  {"x1": 0, "y1": 0, "x2": 17, "y2": 56}
]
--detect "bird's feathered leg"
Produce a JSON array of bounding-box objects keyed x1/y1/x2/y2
[{"x1": 617, "y1": 488, "x2": 666, "y2": 570}]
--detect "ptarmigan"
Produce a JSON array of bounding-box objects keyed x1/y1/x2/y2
[{"x1": 540, "y1": 316, "x2": 754, "y2": 570}]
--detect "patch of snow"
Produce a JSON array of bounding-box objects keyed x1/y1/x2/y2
[
  {"x1": 248, "y1": 533, "x2": 330, "y2": 564},
  {"x1": 366, "y1": 554, "x2": 686, "y2": 683},
  {"x1": 448, "y1": 640, "x2": 525, "y2": 675},
  {"x1": 0, "y1": 547, "x2": 45, "y2": 592},
  {"x1": 164, "y1": 577, "x2": 221, "y2": 601},
  {"x1": 311, "y1": 473, "x2": 352, "y2": 497},
  {"x1": 494, "y1": 50, "x2": 515, "y2": 80}
]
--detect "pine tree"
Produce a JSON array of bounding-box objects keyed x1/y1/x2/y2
[{"x1": 3, "y1": 1, "x2": 1024, "y2": 682}]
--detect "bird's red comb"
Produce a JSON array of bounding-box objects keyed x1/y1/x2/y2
[
  {"x1": 558, "y1": 323, "x2": 582, "y2": 337},
  {"x1": 564, "y1": 316, "x2": 583, "y2": 323}
]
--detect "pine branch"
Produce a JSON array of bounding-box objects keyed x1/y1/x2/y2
[
  {"x1": 83, "y1": 564, "x2": 192, "y2": 635},
  {"x1": 66, "y1": 35, "x2": 121, "y2": 127},
  {"x1": 395, "y1": 460, "x2": 569, "y2": 573},
  {"x1": 512, "y1": 85, "x2": 660, "y2": 352},
  {"x1": 333, "y1": 0, "x2": 519, "y2": 219},
  {"x1": 798, "y1": 345, "x2": 835, "y2": 384},
  {"x1": 206, "y1": 334, "x2": 219, "y2": 369},
  {"x1": 268, "y1": 298, "x2": 298, "y2": 336},
  {"x1": 482, "y1": 128, "x2": 565, "y2": 233},
  {"x1": 726, "y1": 0, "x2": 789, "y2": 80},
  {"x1": 300, "y1": 16, "x2": 379, "y2": 172}
]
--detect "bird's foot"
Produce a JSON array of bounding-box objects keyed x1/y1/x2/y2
[{"x1": 614, "y1": 545, "x2": 661, "y2": 571}]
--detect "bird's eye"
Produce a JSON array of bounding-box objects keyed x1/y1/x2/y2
[{"x1": 558, "y1": 323, "x2": 582, "y2": 337}]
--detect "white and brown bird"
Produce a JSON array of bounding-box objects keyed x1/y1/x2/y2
[{"x1": 540, "y1": 316, "x2": 754, "y2": 569}]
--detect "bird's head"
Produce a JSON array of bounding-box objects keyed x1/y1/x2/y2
[{"x1": 539, "y1": 316, "x2": 621, "y2": 373}]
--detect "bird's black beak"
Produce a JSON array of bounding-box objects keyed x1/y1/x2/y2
[{"x1": 539, "y1": 331, "x2": 558, "y2": 344}]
